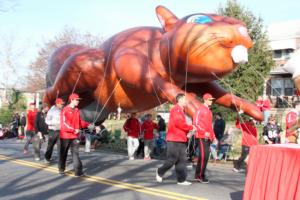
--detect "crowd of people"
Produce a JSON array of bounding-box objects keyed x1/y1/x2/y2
[{"x1": 3, "y1": 90, "x2": 299, "y2": 184}]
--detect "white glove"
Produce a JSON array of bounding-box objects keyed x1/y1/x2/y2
[{"x1": 238, "y1": 110, "x2": 244, "y2": 114}]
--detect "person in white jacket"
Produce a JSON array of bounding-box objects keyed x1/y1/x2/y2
[{"x1": 44, "y1": 98, "x2": 64, "y2": 163}]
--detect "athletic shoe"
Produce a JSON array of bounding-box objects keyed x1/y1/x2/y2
[
  {"x1": 23, "y1": 149, "x2": 28, "y2": 154},
  {"x1": 156, "y1": 169, "x2": 163, "y2": 183},
  {"x1": 144, "y1": 157, "x2": 151, "y2": 160},
  {"x1": 177, "y1": 181, "x2": 192, "y2": 186},
  {"x1": 233, "y1": 168, "x2": 240, "y2": 173},
  {"x1": 34, "y1": 157, "x2": 40, "y2": 161},
  {"x1": 59, "y1": 171, "x2": 65, "y2": 176},
  {"x1": 44, "y1": 159, "x2": 51, "y2": 164},
  {"x1": 194, "y1": 177, "x2": 209, "y2": 184},
  {"x1": 129, "y1": 157, "x2": 134, "y2": 160}
]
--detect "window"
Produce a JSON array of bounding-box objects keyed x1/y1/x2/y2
[
  {"x1": 273, "y1": 49, "x2": 294, "y2": 59},
  {"x1": 271, "y1": 78, "x2": 294, "y2": 96},
  {"x1": 273, "y1": 50, "x2": 282, "y2": 59}
]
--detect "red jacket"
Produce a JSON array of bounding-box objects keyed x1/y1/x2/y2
[
  {"x1": 123, "y1": 117, "x2": 140, "y2": 138},
  {"x1": 285, "y1": 110, "x2": 298, "y2": 137},
  {"x1": 255, "y1": 100, "x2": 263, "y2": 111},
  {"x1": 26, "y1": 109, "x2": 38, "y2": 131},
  {"x1": 166, "y1": 104, "x2": 193, "y2": 142},
  {"x1": 262, "y1": 99, "x2": 271, "y2": 111},
  {"x1": 141, "y1": 120, "x2": 158, "y2": 140},
  {"x1": 60, "y1": 105, "x2": 89, "y2": 139},
  {"x1": 236, "y1": 118, "x2": 258, "y2": 147},
  {"x1": 193, "y1": 104, "x2": 215, "y2": 141}
]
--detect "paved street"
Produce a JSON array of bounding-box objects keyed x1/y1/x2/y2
[{"x1": 0, "y1": 138, "x2": 245, "y2": 200}]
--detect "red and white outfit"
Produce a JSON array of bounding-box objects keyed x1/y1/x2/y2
[
  {"x1": 193, "y1": 104, "x2": 215, "y2": 180},
  {"x1": 60, "y1": 105, "x2": 89, "y2": 139},
  {"x1": 123, "y1": 117, "x2": 140, "y2": 159},
  {"x1": 141, "y1": 120, "x2": 158, "y2": 159}
]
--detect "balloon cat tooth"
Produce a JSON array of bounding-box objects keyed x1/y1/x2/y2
[{"x1": 43, "y1": 5, "x2": 263, "y2": 124}]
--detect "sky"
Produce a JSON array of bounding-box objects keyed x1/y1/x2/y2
[{"x1": 0, "y1": 0, "x2": 299, "y2": 88}]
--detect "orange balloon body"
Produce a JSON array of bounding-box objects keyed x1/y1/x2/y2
[{"x1": 44, "y1": 6, "x2": 263, "y2": 123}]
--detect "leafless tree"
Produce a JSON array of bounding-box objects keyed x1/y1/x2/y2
[{"x1": 25, "y1": 26, "x2": 104, "y2": 92}]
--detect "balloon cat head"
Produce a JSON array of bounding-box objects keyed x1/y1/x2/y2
[
  {"x1": 156, "y1": 6, "x2": 252, "y2": 83},
  {"x1": 44, "y1": 6, "x2": 263, "y2": 124}
]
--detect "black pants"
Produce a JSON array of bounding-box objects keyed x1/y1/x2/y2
[
  {"x1": 234, "y1": 145, "x2": 250, "y2": 170},
  {"x1": 195, "y1": 139, "x2": 211, "y2": 179},
  {"x1": 44, "y1": 130, "x2": 60, "y2": 161},
  {"x1": 157, "y1": 142, "x2": 187, "y2": 183},
  {"x1": 58, "y1": 138, "x2": 83, "y2": 176}
]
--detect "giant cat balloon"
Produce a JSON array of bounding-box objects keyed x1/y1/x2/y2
[{"x1": 44, "y1": 5, "x2": 263, "y2": 124}]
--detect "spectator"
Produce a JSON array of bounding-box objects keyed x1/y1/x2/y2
[
  {"x1": 123, "y1": 112, "x2": 140, "y2": 160},
  {"x1": 263, "y1": 115, "x2": 282, "y2": 144},
  {"x1": 141, "y1": 114, "x2": 158, "y2": 160},
  {"x1": 58, "y1": 93, "x2": 89, "y2": 176},
  {"x1": 213, "y1": 112, "x2": 225, "y2": 142},
  {"x1": 20, "y1": 112, "x2": 26, "y2": 139},
  {"x1": 233, "y1": 114, "x2": 258, "y2": 172},
  {"x1": 155, "y1": 115, "x2": 167, "y2": 155},
  {"x1": 217, "y1": 127, "x2": 235, "y2": 160},
  {"x1": 34, "y1": 104, "x2": 49, "y2": 161},
  {"x1": 262, "y1": 95, "x2": 271, "y2": 125},
  {"x1": 23, "y1": 103, "x2": 38, "y2": 155},
  {"x1": 156, "y1": 93, "x2": 195, "y2": 186},
  {"x1": 44, "y1": 98, "x2": 64, "y2": 163},
  {"x1": 10, "y1": 113, "x2": 19, "y2": 137}
]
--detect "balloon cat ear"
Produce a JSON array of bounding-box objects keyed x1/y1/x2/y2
[{"x1": 155, "y1": 5, "x2": 178, "y2": 32}]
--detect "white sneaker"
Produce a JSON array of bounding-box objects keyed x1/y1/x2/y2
[
  {"x1": 34, "y1": 157, "x2": 40, "y2": 161},
  {"x1": 156, "y1": 169, "x2": 163, "y2": 183},
  {"x1": 177, "y1": 181, "x2": 192, "y2": 186},
  {"x1": 129, "y1": 157, "x2": 134, "y2": 160},
  {"x1": 233, "y1": 168, "x2": 240, "y2": 173}
]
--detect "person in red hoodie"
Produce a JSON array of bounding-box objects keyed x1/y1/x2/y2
[
  {"x1": 23, "y1": 102, "x2": 38, "y2": 154},
  {"x1": 156, "y1": 93, "x2": 195, "y2": 186},
  {"x1": 193, "y1": 93, "x2": 215, "y2": 184},
  {"x1": 233, "y1": 114, "x2": 258, "y2": 172},
  {"x1": 141, "y1": 113, "x2": 158, "y2": 160},
  {"x1": 123, "y1": 112, "x2": 140, "y2": 160},
  {"x1": 58, "y1": 93, "x2": 89, "y2": 176}
]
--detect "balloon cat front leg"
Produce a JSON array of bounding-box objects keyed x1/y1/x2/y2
[{"x1": 185, "y1": 82, "x2": 264, "y2": 121}]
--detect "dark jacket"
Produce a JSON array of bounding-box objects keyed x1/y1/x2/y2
[
  {"x1": 214, "y1": 118, "x2": 226, "y2": 141},
  {"x1": 34, "y1": 111, "x2": 48, "y2": 135}
]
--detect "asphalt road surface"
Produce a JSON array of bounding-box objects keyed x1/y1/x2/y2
[{"x1": 0, "y1": 138, "x2": 245, "y2": 200}]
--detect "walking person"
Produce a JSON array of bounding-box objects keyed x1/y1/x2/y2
[
  {"x1": 156, "y1": 93, "x2": 195, "y2": 186},
  {"x1": 23, "y1": 103, "x2": 38, "y2": 154},
  {"x1": 193, "y1": 93, "x2": 216, "y2": 184},
  {"x1": 58, "y1": 93, "x2": 89, "y2": 176},
  {"x1": 44, "y1": 98, "x2": 64, "y2": 163},
  {"x1": 34, "y1": 104, "x2": 49, "y2": 161},
  {"x1": 123, "y1": 113, "x2": 140, "y2": 160},
  {"x1": 233, "y1": 114, "x2": 258, "y2": 172},
  {"x1": 141, "y1": 114, "x2": 158, "y2": 160}
]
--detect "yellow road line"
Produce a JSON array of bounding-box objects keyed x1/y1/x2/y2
[{"x1": 0, "y1": 155, "x2": 207, "y2": 200}]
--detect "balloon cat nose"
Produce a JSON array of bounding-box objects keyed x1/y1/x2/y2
[{"x1": 231, "y1": 45, "x2": 248, "y2": 64}]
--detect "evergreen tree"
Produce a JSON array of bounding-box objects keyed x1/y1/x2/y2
[{"x1": 213, "y1": 0, "x2": 274, "y2": 121}]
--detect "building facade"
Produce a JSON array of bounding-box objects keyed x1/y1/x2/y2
[{"x1": 266, "y1": 20, "x2": 300, "y2": 108}]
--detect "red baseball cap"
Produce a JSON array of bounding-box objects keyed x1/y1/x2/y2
[
  {"x1": 55, "y1": 98, "x2": 64, "y2": 105},
  {"x1": 69, "y1": 93, "x2": 81, "y2": 101},
  {"x1": 203, "y1": 93, "x2": 215, "y2": 100}
]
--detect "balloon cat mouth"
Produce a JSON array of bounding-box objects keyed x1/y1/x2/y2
[
  {"x1": 231, "y1": 45, "x2": 248, "y2": 64},
  {"x1": 189, "y1": 37, "x2": 226, "y2": 57}
]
